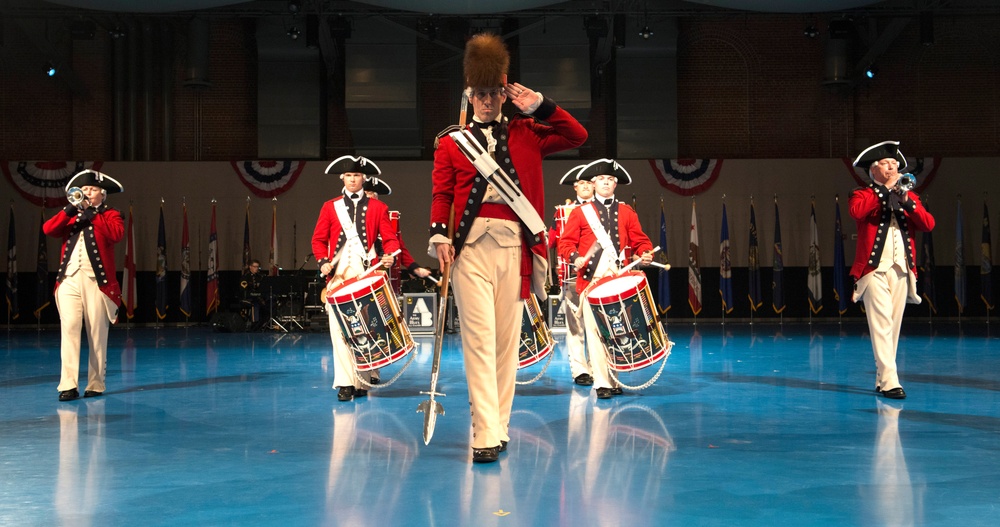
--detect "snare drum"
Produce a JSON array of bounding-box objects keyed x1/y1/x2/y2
[
  {"x1": 518, "y1": 294, "x2": 554, "y2": 369},
  {"x1": 586, "y1": 271, "x2": 669, "y2": 372},
  {"x1": 327, "y1": 272, "x2": 415, "y2": 371}
]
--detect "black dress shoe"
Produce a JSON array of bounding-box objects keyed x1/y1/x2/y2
[
  {"x1": 596, "y1": 387, "x2": 613, "y2": 399},
  {"x1": 83, "y1": 390, "x2": 103, "y2": 398},
  {"x1": 611, "y1": 387, "x2": 623, "y2": 396},
  {"x1": 58, "y1": 388, "x2": 79, "y2": 401},
  {"x1": 574, "y1": 373, "x2": 594, "y2": 386},
  {"x1": 337, "y1": 386, "x2": 355, "y2": 401},
  {"x1": 881, "y1": 387, "x2": 906, "y2": 399},
  {"x1": 472, "y1": 446, "x2": 500, "y2": 463},
  {"x1": 354, "y1": 389, "x2": 368, "y2": 398},
  {"x1": 499, "y1": 440, "x2": 508, "y2": 453}
]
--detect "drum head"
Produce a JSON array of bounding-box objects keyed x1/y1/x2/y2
[
  {"x1": 329, "y1": 274, "x2": 387, "y2": 304},
  {"x1": 588, "y1": 272, "x2": 647, "y2": 305}
]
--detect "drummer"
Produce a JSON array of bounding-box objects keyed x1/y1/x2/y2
[
  {"x1": 548, "y1": 165, "x2": 596, "y2": 387},
  {"x1": 557, "y1": 159, "x2": 654, "y2": 399},
  {"x1": 312, "y1": 155, "x2": 399, "y2": 402},
  {"x1": 363, "y1": 175, "x2": 432, "y2": 385},
  {"x1": 363, "y1": 177, "x2": 433, "y2": 282}
]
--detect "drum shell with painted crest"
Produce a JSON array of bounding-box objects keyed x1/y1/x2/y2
[
  {"x1": 518, "y1": 294, "x2": 553, "y2": 369},
  {"x1": 586, "y1": 271, "x2": 669, "y2": 372},
  {"x1": 327, "y1": 272, "x2": 415, "y2": 371}
]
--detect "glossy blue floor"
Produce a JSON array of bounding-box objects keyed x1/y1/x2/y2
[{"x1": 2, "y1": 321, "x2": 999, "y2": 526}]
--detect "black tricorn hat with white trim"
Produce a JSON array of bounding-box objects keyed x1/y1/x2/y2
[
  {"x1": 65, "y1": 169, "x2": 124, "y2": 194},
  {"x1": 363, "y1": 177, "x2": 392, "y2": 196},
  {"x1": 852, "y1": 141, "x2": 908, "y2": 171},
  {"x1": 325, "y1": 155, "x2": 381, "y2": 176},
  {"x1": 560, "y1": 165, "x2": 586, "y2": 186},
  {"x1": 575, "y1": 158, "x2": 632, "y2": 185}
]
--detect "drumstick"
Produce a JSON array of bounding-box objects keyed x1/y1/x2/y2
[
  {"x1": 619, "y1": 246, "x2": 661, "y2": 274},
  {"x1": 648, "y1": 261, "x2": 671, "y2": 270},
  {"x1": 319, "y1": 245, "x2": 347, "y2": 278},
  {"x1": 358, "y1": 249, "x2": 402, "y2": 280}
]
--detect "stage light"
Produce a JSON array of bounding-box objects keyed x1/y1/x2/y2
[
  {"x1": 639, "y1": 26, "x2": 653, "y2": 39},
  {"x1": 287, "y1": 27, "x2": 300, "y2": 40},
  {"x1": 45, "y1": 62, "x2": 57, "y2": 77},
  {"x1": 108, "y1": 27, "x2": 126, "y2": 39},
  {"x1": 803, "y1": 25, "x2": 819, "y2": 38},
  {"x1": 287, "y1": 0, "x2": 301, "y2": 14},
  {"x1": 865, "y1": 65, "x2": 878, "y2": 79}
]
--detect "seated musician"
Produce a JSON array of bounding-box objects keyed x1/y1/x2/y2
[
  {"x1": 240, "y1": 259, "x2": 265, "y2": 330},
  {"x1": 312, "y1": 155, "x2": 399, "y2": 402},
  {"x1": 557, "y1": 159, "x2": 654, "y2": 400}
]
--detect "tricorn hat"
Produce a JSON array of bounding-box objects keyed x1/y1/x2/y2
[
  {"x1": 560, "y1": 165, "x2": 586, "y2": 186},
  {"x1": 464, "y1": 33, "x2": 509, "y2": 88},
  {"x1": 363, "y1": 176, "x2": 392, "y2": 196},
  {"x1": 576, "y1": 158, "x2": 632, "y2": 185},
  {"x1": 65, "y1": 169, "x2": 123, "y2": 194},
  {"x1": 325, "y1": 155, "x2": 381, "y2": 177},
  {"x1": 852, "y1": 141, "x2": 907, "y2": 171}
]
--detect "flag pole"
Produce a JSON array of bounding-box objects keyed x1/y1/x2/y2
[
  {"x1": 721, "y1": 193, "x2": 726, "y2": 326},
  {"x1": 749, "y1": 195, "x2": 754, "y2": 326}
]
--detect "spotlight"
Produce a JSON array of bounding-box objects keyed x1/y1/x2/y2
[
  {"x1": 287, "y1": 27, "x2": 300, "y2": 40},
  {"x1": 803, "y1": 25, "x2": 819, "y2": 38},
  {"x1": 287, "y1": 0, "x2": 301, "y2": 14},
  {"x1": 108, "y1": 27, "x2": 126, "y2": 39},
  {"x1": 45, "y1": 62, "x2": 57, "y2": 77},
  {"x1": 864, "y1": 65, "x2": 878, "y2": 79},
  {"x1": 639, "y1": 26, "x2": 653, "y2": 39}
]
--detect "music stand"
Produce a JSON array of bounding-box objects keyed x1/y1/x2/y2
[{"x1": 261, "y1": 275, "x2": 308, "y2": 332}]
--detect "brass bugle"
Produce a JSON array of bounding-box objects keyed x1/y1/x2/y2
[
  {"x1": 897, "y1": 174, "x2": 916, "y2": 192},
  {"x1": 67, "y1": 187, "x2": 86, "y2": 208}
]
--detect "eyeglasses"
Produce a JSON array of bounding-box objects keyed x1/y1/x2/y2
[{"x1": 472, "y1": 88, "x2": 504, "y2": 100}]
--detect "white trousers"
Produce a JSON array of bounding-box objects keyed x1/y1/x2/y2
[
  {"x1": 562, "y1": 284, "x2": 591, "y2": 379},
  {"x1": 55, "y1": 272, "x2": 115, "y2": 392},
  {"x1": 861, "y1": 267, "x2": 908, "y2": 391},
  {"x1": 326, "y1": 303, "x2": 372, "y2": 390},
  {"x1": 450, "y1": 234, "x2": 521, "y2": 449}
]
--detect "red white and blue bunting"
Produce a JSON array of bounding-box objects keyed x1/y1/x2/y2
[
  {"x1": 3, "y1": 161, "x2": 104, "y2": 207},
  {"x1": 842, "y1": 157, "x2": 940, "y2": 194},
  {"x1": 230, "y1": 160, "x2": 306, "y2": 198},
  {"x1": 649, "y1": 159, "x2": 724, "y2": 196}
]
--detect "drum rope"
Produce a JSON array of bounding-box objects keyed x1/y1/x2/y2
[
  {"x1": 515, "y1": 341, "x2": 555, "y2": 385},
  {"x1": 355, "y1": 341, "x2": 417, "y2": 389}
]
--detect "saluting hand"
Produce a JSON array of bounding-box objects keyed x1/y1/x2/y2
[{"x1": 505, "y1": 82, "x2": 538, "y2": 113}]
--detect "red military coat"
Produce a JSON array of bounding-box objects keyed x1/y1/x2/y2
[
  {"x1": 311, "y1": 195, "x2": 400, "y2": 283},
  {"x1": 44, "y1": 205, "x2": 124, "y2": 304},
  {"x1": 558, "y1": 200, "x2": 653, "y2": 294},
  {"x1": 430, "y1": 99, "x2": 588, "y2": 250},
  {"x1": 848, "y1": 185, "x2": 935, "y2": 281}
]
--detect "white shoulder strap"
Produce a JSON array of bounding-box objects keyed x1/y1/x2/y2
[{"x1": 581, "y1": 203, "x2": 616, "y2": 254}]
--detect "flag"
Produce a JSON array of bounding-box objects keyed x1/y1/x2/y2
[
  {"x1": 955, "y1": 199, "x2": 966, "y2": 314},
  {"x1": 772, "y1": 199, "x2": 786, "y2": 314},
  {"x1": 34, "y1": 208, "x2": 50, "y2": 319},
  {"x1": 155, "y1": 204, "x2": 168, "y2": 320},
  {"x1": 206, "y1": 202, "x2": 220, "y2": 316},
  {"x1": 179, "y1": 203, "x2": 192, "y2": 318},
  {"x1": 955, "y1": 200, "x2": 965, "y2": 315},
  {"x1": 243, "y1": 203, "x2": 252, "y2": 270},
  {"x1": 688, "y1": 200, "x2": 702, "y2": 315},
  {"x1": 5, "y1": 206, "x2": 18, "y2": 320},
  {"x1": 719, "y1": 202, "x2": 733, "y2": 314},
  {"x1": 122, "y1": 205, "x2": 137, "y2": 320},
  {"x1": 269, "y1": 200, "x2": 278, "y2": 276},
  {"x1": 832, "y1": 197, "x2": 848, "y2": 315},
  {"x1": 920, "y1": 217, "x2": 937, "y2": 314},
  {"x1": 981, "y1": 201, "x2": 993, "y2": 311},
  {"x1": 657, "y1": 199, "x2": 671, "y2": 314},
  {"x1": 748, "y1": 200, "x2": 763, "y2": 312},
  {"x1": 807, "y1": 201, "x2": 823, "y2": 314}
]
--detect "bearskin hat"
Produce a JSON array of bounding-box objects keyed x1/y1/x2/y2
[{"x1": 463, "y1": 33, "x2": 509, "y2": 88}]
